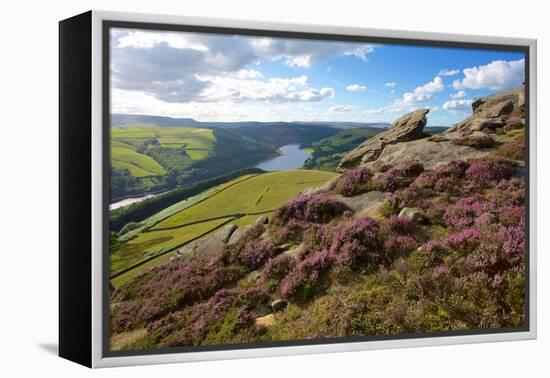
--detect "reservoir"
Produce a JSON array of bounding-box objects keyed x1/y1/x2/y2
[
  {"x1": 255, "y1": 144, "x2": 312, "y2": 171},
  {"x1": 111, "y1": 144, "x2": 311, "y2": 210}
]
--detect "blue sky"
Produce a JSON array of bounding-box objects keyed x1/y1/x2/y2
[{"x1": 111, "y1": 28, "x2": 525, "y2": 126}]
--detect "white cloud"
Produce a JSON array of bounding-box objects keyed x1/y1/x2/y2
[
  {"x1": 252, "y1": 38, "x2": 376, "y2": 68},
  {"x1": 450, "y1": 90, "x2": 467, "y2": 99},
  {"x1": 452, "y1": 59, "x2": 525, "y2": 90},
  {"x1": 365, "y1": 77, "x2": 444, "y2": 114},
  {"x1": 111, "y1": 28, "x2": 374, "y2": 104},
  {"x1": 285, "y1": 55, "x2": 312, "y2": 68},
  {"x1": 391, "y1": 76, "x2": 444, "y2": 110},
  {"x1": 346, "y1": 84, "x2": 367, "y2": 92},
  {"x1": 442, "y1": 99, "x2": 473, "y2": 115},
  {"x1": 385, "y1": 82, "x2": 397, "y2": 87},
  {"x1": 363, "y1": 108, "x2": 385, "y2": 115},
  {"x1": 116, "y1": 30, "x2": 209, "y2": 51},
  {"x1": 196, "y1": 74, "x2": 334, "y2": 103},
  {"x1": 329, "y1": 105, "x2": 354, "y2": 113},
  {"x1": 438, "y1": 68, "x2": 460, "y2": 76},
  {"x1": 112, "y1": 88, "x2": 346, "y2": 122},
  {"x1": 235, "y1": 69, "x2": 263, "y2": 79}
]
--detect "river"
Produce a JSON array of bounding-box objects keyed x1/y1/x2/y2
[
  {"x1": 255, "y1": 144, "x2": 312, "y2": 171},
  {"x1": 109, "y1": 193, "x2": 164, "y2": 211}
]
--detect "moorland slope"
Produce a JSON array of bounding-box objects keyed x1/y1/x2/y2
[{"x1": 109, "y1": 85, "x2": 526, "y2": 350}]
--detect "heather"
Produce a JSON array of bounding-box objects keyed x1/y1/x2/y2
[
  {"x1": 373, "y1": 160, "x2": 424, "y2": 192},
  {"x1": 272, "y1": 193, "x2": 350, "y2": 225},
  {"x1": 494, "y1": 140, "x2": 525, "y2": 161},
  {"x1": 335, "y1": 167, "x2": 373, "y2": 196},
  {"x1": 111, "y1": 155, "x2": 525, "y2": 349}
]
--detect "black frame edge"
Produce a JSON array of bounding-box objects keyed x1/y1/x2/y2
[{"x1": 59, "y1": 10, "x2": 93, "y2": 368}]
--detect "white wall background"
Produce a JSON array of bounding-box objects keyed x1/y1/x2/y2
[{"x1": 0, "y1": 0, "x2": 547, "y2": 376}]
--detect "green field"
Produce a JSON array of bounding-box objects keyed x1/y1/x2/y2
[
  {"x1": 112, "y1": 126, "x2": 215, "y2": 161},
  {"x1": 110, "y1": 170, "x2": 336, "y2": 287},
  {"x1": 153, "y1": 128, "x2": 215, "y2": 160},
  {"x1": 111, "y1": 142, "x2": 166, "y2": 177},
  {"x1": 110, "y1": 125, "x2": 279, "y2": 200}
]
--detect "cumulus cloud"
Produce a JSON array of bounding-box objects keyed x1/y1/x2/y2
[
  {"x1": 196, "y1": 74, "x2": 334, "y2": 103},
  {"x1": 111, "y1": 28, "x2": 374, "y2": 104},
  {"x1": 384, "y1": 82, "x2": 397, "y2": 87},
  {"x1": 452, "y1": 59, "x2": 525, "y2": 90},
  {"x1": 391, "y1": 76, "x2": 444, "y2": 110},
  {"x1": 252, "y1": 38, "x2": 375, "y2": 68},
  {"x1": 329, "y1": 105, "x2": 354, "y2": 113},
  {"x1": 112, "y1": 88, "x2": 333, "y2": 122},
  {"x1": 365, "y1": 77, "x2": 444, "y2": 114},
  {"x1": 235, "y1": 69, "x2": 263, "y2": 79},
  {"x1": 116, "y1": 30, "x2": 209, "y2": 51},
  {"x1": 346, "y1": 84, "x2": 367, "y2": 92},
  {"x1": 450, "y1": 90, "x2": 467, "y2": 99},
  {"x1": 442, "y1": 99, "x2": 473, "y2": 115},
  {"x1": 438, "y1": 68, "x2": 460, "y2": 76}
]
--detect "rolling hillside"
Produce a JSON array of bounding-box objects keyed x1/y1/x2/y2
[
  {"x1": 110, "y1": 126, "x2": 276, "y2": 200},
  {"x1": 110, "y1": 169, "x2": 336, "y2": 287},
  {"x1": 109, "y1": 86, "x2": 527, "y2": 351}
]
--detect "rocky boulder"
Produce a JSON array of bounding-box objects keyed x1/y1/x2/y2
[
  {"x1": 270, "y1": 299, "x2": 288, "y2": 312},
  {"x1": 444, "y1": 85, "x2": 524, "y2": 134},
  {"x1": 329, "y1": 191, "x2": 386, "y2": 215},
  {"x1": 255, "y1": 314, "x2": 276, "y2": 327},
  {"x1": 283, "y1": 243, "x2": 304, "y2": 258},
  {"x1": 301, "y1": 175, "x2": 340, "y2": 196},
  {"x1": 398, "y1": 207, "x2": 423, "y2": 223},
  {"x1": 364, "y1": 138, "x2": 491, "y2": 171},
  {"x1": 177, "y1": 224, "x2": 237, "y2": 258},
  {"x1": 339, "y1": 109, "x2": 429, "y2": 169},
  {"x1": 255, "y1": 215, "x2": 269, "y2": 225}
]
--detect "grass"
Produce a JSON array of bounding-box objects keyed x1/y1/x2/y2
[
  {"x1": 118, "y1": 174, "x2": 260, "y2": 241},
  {"x1": 111, "y1": 126, "x2": 216, "y2": 179},
  {"x1": 154, "y1": 127, "x2": 215, "y2": 159},
  {"x1": 110, "y1": 170, "x2": 336, "y2": 287},
  {"x1": 151, "y1": 170, "x2": 336, "y2": 230},
  {"x1": 110, "y1": 328, "x2": 148, "y2": 351},
  {"x1": 110, "y1": 217, "x2": 234, "y2": 277},
  {"x1": 111, "y1": 144, "x2": 167, "y2": 177}
]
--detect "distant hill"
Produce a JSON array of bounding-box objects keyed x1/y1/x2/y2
[{"x1": 111, "y1": 113, "x2": 390, "y2": 130}]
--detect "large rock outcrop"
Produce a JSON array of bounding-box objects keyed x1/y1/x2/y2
[
  {"x1": 364, "y1": 138, "x2": 490, "y2": 171},
  {"x1": 338, "y1": 109, "x2": 429, "y2": 169},
  {"x1": 444, "y1": 85, "x2": 524, "y2": 134}
]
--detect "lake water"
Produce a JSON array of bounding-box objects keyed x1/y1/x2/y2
[
  {"x1": 255, "y1": 144, "x2": 312, "y2": 171},
  {"x1": 111, "y1": 144, "x2": 310, "y2": 210}
]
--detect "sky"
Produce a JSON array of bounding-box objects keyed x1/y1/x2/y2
[{"x1": 110, "y1": 28, "x2": 525, "y2": 126}]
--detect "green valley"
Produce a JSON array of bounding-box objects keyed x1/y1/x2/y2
[
  {"x1": 110, "y1": 169, "x2": 336, "y2": 288},
  {"x1": 110, "y1": 125, "x2": 276, "y2": 200}
]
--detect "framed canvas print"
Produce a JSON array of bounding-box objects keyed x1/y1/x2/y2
[{"x1": 59, "y1": 10, "x2": 537, "y2": 368}]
